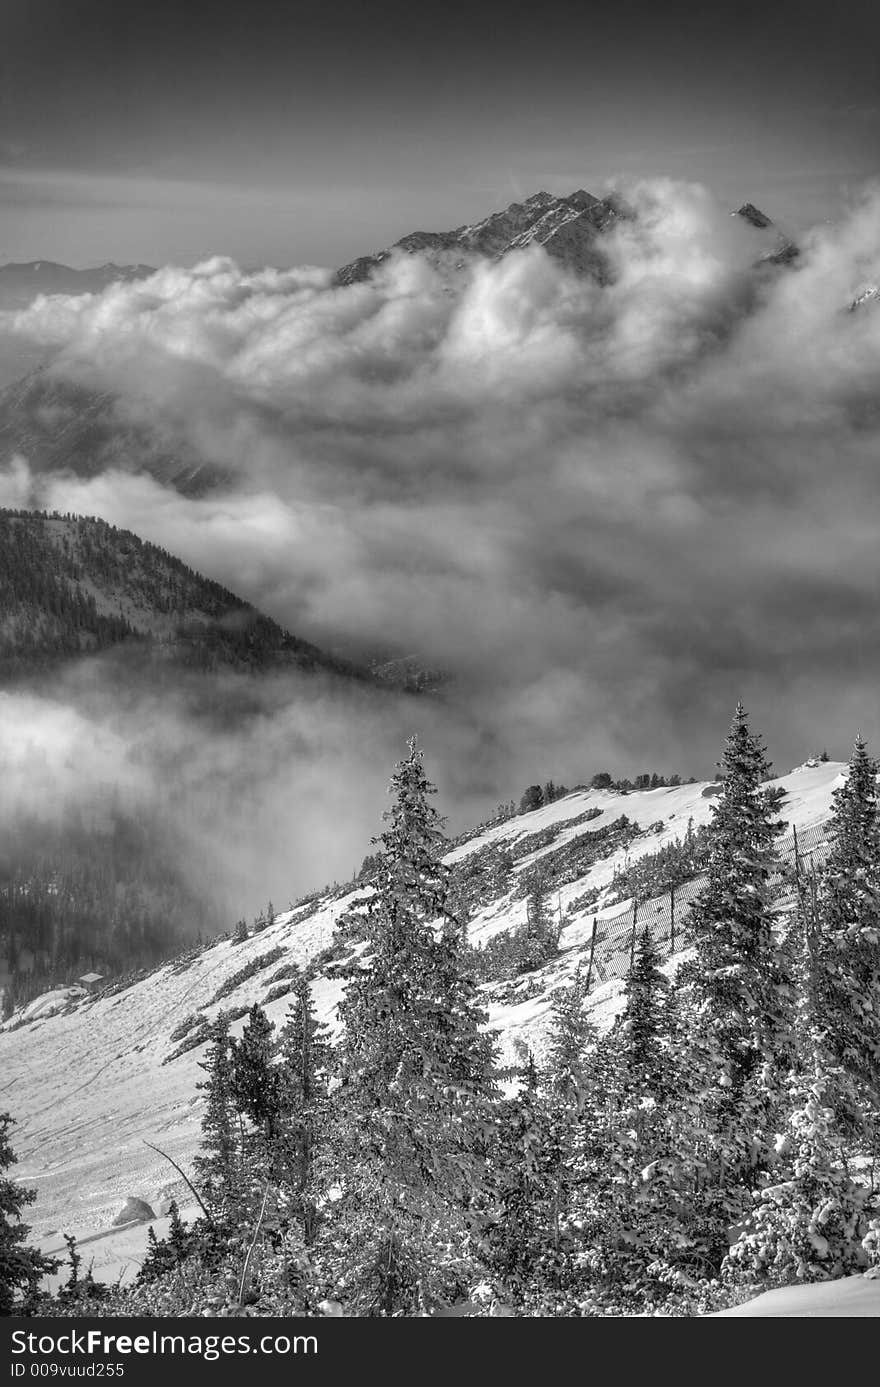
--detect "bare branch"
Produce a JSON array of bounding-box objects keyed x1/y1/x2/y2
[{"x1": 143, "y1": 1141, "x2": 212, "y2": 1223}]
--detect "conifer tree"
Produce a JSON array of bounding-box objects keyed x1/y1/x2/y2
[
  {"x1": 329, "y1": 738, "x2": 498, "y2": 1314},
  {"x1": 736, "y1": 1067, "x2": 872, "y2": 1284},
  {"x1": 569, "y1": 932, "x2": 708, "y2": 1302},
  {"x1": 678, "y1": 704, "x2": 792, "y2": 1182},
  {"x1": 725, "y1": 931, "x2": 874, "y2": 1290},
  {"x1": 684, "y1": 703, "x2": 789, "y2": 1061},
  {"x1": 816, "y1": 736, "x2": 880, "y2": 1101},
  {"x1": 535, "y1": 968, "x2": 599, "y2": 1302},
  {"x1": 230, "y1": 1003, "x2": 282, "y2": 1155},
  {"x1": 482, "y1": 1054, "x2": 562, "y2": 1303},
  {"x1": 0, "y1": 1112, "x2": 59, "y2": 1314},
  {"x1": 136, "y1": 1201, "x2": 193, "y2": 1285},
  {"x1": 167, "y1": 1199, "x2": 190, "y2": 1262},
  {"x1": 193, "y1": 1012, "x2": 241, "y2": 1218},
  {"x1": 619, "y1": 927, "x2": 672, "y2": 1104},
  {"x1": 821, "y1": 736, "x2": 880, "y2": 933},
  {"x1": 545, "y1": 966, "x2": 594, "y2": 1116},
  {"x1": 519, "y1": 876, "x2": 560, "y2": 973},
  {"x1": 276, "y1": 973, "x2": 332, "y2": 1245}
]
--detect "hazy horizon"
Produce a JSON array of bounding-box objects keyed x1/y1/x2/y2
[{"x1": 2, "y1": 0, "x2": 879, "y2": 268}]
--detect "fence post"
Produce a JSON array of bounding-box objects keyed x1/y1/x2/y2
[
  {"x1": 630, "y1": 898, "x2": 638, "y2": 971},
  {"x1": 586, "y1": 916, "x2": 598, "y2": 991},
  {"x1": 792, "y1": 822, "x2": 802, "y2": 894},
  {"x1": 669, "y1": 882, "x2": 676, "y2": 956}
]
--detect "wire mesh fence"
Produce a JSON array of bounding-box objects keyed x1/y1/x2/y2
[{"x1": 581, "y1": 817, "x2": 832, "y2": 992}]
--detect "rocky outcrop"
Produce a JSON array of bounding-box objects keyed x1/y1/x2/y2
[{"x1": 111, "y1": 1197, "x2": 156, "y2": 1227}]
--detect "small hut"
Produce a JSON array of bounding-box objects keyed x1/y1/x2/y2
[{"x1": 78, "y1": 972, "x2": 104, "y2": 993}]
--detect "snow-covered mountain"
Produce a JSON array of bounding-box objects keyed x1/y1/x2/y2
[
  {"x1": 0, "y1": 758, "x2": 844, "y2": 1280},
  {"x1": 337, "y1": 189, "x2": 636, "y2": 286},
  {"x1": 336, "y1": 189, "x2": 797, "y2": 286}
]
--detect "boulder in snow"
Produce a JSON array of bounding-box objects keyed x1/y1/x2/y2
[{"x1": 112, "y1": 1197, "x2": 156, "y2": 1226}]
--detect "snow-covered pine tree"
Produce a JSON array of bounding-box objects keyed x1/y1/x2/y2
[
  {"x1": 725, "y1": 889, "x2": 876, "y2": 1288},
  {"x1": 524, "y1": 967, "x2": 600, "y2": 1307},
  {"x1": 482, "y1": 1053, "x2": 563, "y2": 1306},
  {"x1": 568, "y1": 927, "x2": 714, "y2": 1306},
  {"x1": 619, "y1": 927, "x2": 672, "y2": 1105},
  {"x1": 816, "y1": 735, "x2": 880, "y2": 1102},
  {"x1": 328, "y1": 738, "x2": 498, "y2": 1315},
  {"x1": 724, "y1": 1063, "x2": 873, "y2": 1286},
  {"x1": 193, "y1": 1011, "x2": 242, "y2": 1220},
  {"x1": 546, "y1": 965, "x2": 594, "y2": 1117},
  {"x1": 520, "y1": 876, "x2": 560, "y2": 972},
  {"x1": 677, "y1": 704, "x2": 792, "y2": 1182},
  {"x1": 276, "y1": 972, "x2": 332, "y2": 1245},
  {"x1": 0, "y1": 1111, "x2": 59, "y2": 1314},
  {"x1": 230, "y1": 1003, "x2": 283, "y2": 1156},
  {"x1": 821, "y1": 736, "x2": 880, "y2": 933}
]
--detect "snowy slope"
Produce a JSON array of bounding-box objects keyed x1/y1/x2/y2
[
  {"x1": 711, "y1": 1273, "x2": 880, "y2": 1317},
  {"x1": 0, "y1": 760, "x2": 845, "y2": 1264}
]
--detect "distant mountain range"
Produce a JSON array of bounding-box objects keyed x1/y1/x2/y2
[
  {"x1": 0, "y1": 260, "x2": 155, "y2": 310},
  {"x1": 0, "y1": 195, "x2": 794, "y2": 311}
]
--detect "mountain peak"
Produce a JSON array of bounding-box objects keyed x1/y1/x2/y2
[
  {"x1": 735, "y1": 202, "x2": 774, "y2": 229},
  {"x1": 335, "y1": 187, "x2": 631, "y2": 287}
]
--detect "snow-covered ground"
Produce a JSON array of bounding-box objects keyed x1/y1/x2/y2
[
  {"x1": 711, "y1": 1273, "x2": 880, "y2": 1316},
  {"x1": 0, "y1": 760, "x2": 845, "y2": 1277}
]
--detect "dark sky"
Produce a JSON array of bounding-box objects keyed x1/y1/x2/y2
[{"x1": 1, "y1": 0, "x2": 878, "y2": 265}]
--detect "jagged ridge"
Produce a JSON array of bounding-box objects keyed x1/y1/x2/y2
[{"x1": 336, "y1": 188, "x2": 635, "y2": 286}]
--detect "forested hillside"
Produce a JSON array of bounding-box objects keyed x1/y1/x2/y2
[
  {"x1": 1, "y1": 716, "x2": 878, "y2": 1318},
  {"x1": 0, "y1": 509, "x2": 365, "y2": 680}
]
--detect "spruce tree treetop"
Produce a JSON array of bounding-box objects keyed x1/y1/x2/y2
[
  {"x1": 373, "y1": 735, "x2": 451, "y2": 926},
  {"x1": 821, "y1": 735, "x2": 880, "y2": 935},
  {"x1": 690, "y1": 702, "x2": 787, "y2": 970}
]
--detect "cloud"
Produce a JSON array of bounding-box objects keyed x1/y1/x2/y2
[{"x1": 2, "y1": 176, "x2": 880, "y2": 907}]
